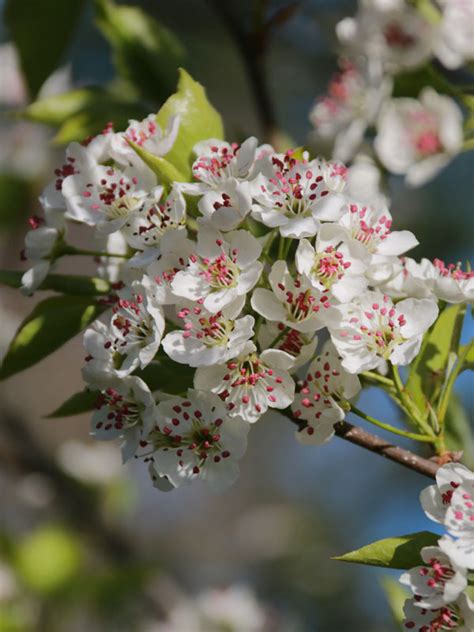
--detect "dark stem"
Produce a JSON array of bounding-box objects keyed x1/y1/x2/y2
[
  {"x1": 206, "y1": 0, "x2": 279, "y2": 145},
  {"x1": 333, "y1": 421, "x2": 439, "y2": 479},
  {"x1": 282, "y1": 411, "x2": 439, "y2": 479}
]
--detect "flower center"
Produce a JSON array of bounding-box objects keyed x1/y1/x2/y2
[
  {"x1": 348, "y1": 204, "x2": 391, "y2": 252},
  {"x1": 277, "y1": 278, "x2": 330, "y2": 322},
  {"x1": 312, "y1": 246, "x2": 351, "y2": 289},
  {"x1": 178, "y1": 306, "x2": 234, "y2": 347},
  {"x1": 193, "y1": 143, "x2": 242, "y2": 184},
  {"x1": 94, "y1": 388, "x2": 141, "y2": 431},
  {"x1": 199, "y1": 248, "x2": 240, "y2": 289},
  {"x1": 384, "y1": 22, "x2": 416, "y2": 49},
  {"x1": 433, "y1": 259, "x2": 474, "y2": 281}
]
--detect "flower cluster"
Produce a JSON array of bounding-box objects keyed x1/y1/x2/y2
[
  {"x1": 400, "y1": 463, "x2": 474, "y2": 631},
  {"x1": 310, "y1": 0, "x2": 471, "y2": 186},
  {"x1": 20, "y1": 107, "x2": 474, "y2": 494}
]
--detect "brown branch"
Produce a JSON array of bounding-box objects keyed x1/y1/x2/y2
[
  {"x1": 333, "y1": 421, "x2": 439, "y2": 479},
  {"x1": 206, "y1": 0, "x2": 279, "y2": 146},
  {"x1": 282, "y1": 411, "x2": 440, "y2": 479}
]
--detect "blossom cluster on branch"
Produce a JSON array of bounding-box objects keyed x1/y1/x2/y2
[{"x1": 18, "y1": 101, "x2": 473, "y2": 493}]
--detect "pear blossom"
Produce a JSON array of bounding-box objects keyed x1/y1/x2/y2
[
  {"x1": 250, "y1": 152, "x2": 347, "y2": 238},
  {"x1": 121, "y1": 185, "x2": 186, "y2": 250},
  {"x1": 145, "y1": 389, "x2": 250, "y2": 492},
  {"x1": 402, "y1": 592, "x2": 474, "y2": 632},
  {"x1": 335, "y1": 202, "x2": 419, "y2": 258},
  {"x1": 399, "y1": 538, "x2": 468, "y2": 609},
  {"x1": 251, "y1": 260, "x2": 332, "y2": 333},
  {"x1": 189, "y1": 137, "x2": 267, "y2": 191},
  {"x1": 194, "y1": 343, "x2": 295, "y2": 423},
  {"x1": 82, "y1": 278, "x2": 165, "y2": 382},
  {"x1": 196, "y1": 178, "x2": 252, "y2": 231},
  {"x1": 420, "y1": 464, "x2": 474, "y2": 526},
  {"x1": 171, "y1": 226, "x2": 263, "y2": 313},
  {"x1": 109, "y1": 114, "x2": 179, "y2": 168},
  {"x1": 366, "y1": 256, "x2": 431, "y2": 300},
  {"x1": 61, "y1": 157, "x2": 156, "y2": 233},
  {"x1": 20, "y1": 208, "x2": 66, "y2": 295},
  {"x1": 434, "y1": 0, "x2": 474, "y2": 70},
  {"x1": 295, "y1": 225, "x2": 370, "y2": 303},
  {"x1": 257, "y1": 322, "x2": 318, "y2": 371},
  {"x1": 444, "y1": 479, "x2": 474, "y2": 568},
  {"x1": 375, "y1": 89, "x2": 464, "y2": 187},
  {"x1": 91, "y1": 376, "x2": 156, "y2": 462},
  {"x1": 144, "y1": 230, "x2": 195, "y2": 304},
  {"x1": 309, "y1": 61, "x2": 392, "y2": 162},
  {"x1": 162, "y1": 298, "x2": 255, "y2": 367},
  {"x1": 328, "y1": 291, "x2": 438, "y2": 373},
  {"x1": 292, "y1": 341, "x2": 361, "y2": 445},
  {"x1": 336, "y1": 1, "x2": 434, "y2": 77},
  {"x1": 404, "y1": 258, "x2": 474, "y2": 304}
]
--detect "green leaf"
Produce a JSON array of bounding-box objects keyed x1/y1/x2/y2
[
  {"x1": 156, "y1": 68, "x2": 224, "y2": 179},
  {"x1": 459, "y1": 340, "x2": 474, "y2": 373},
  {"x1": 5, "y1": 0, "x2": 85, "y2": 98},
  {"x1": 127, "y1": 141, "x2": 187, "y2": 186},
  {"x1": 46, "y1": 390, "x2": 100, "y2": 418},
  {"x1": 95, "y1": 0, "x2": 185, "y2": 103},
  {"x1": 0, "y1": 173, "x2": 30, "y2": 231},
  {"x1": 381, "y1": 577, "x2": 410, "y2": 628},
  {"x1": 406, "y1": 304, "x2": 465, "y2": 417},
  {"x1": 333, "y1": 531, "x2": 440, "y2": 569},
  {"x1": 21, "y1": 87, "x2": 148, "y2": 141},
  {"x1": 444, "y1": 394, "x2": 474, "y2": 467},
  {"x1": 0, "y1": 296, "x2": 104, "y2": 380},
  {"x1": 0, "y1": 271, "x2": 111, "y2": 295}
]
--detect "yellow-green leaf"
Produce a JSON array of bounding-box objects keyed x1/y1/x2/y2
[
  {"x1": 0, "y1": 270, "x2": 111, "y2": 295},
  {"x1": 333, "y1": 531, "x2": 439, "y2": 569},
  {"x1": 127, "y1": 140, "x2": 187, "y2": 186},
  {"x1": 46, "y1": 390, "x2": 100, "y2": 418},
  {"x1": 0, "y1": 296, "x2": 104, "y2": 380},
  {"x1": 156, "y1": 68, "x2": 224, "y2": 179}
]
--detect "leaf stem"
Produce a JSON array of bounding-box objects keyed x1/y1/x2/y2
[
  {"x1": 391, "y1": 365, "x2": 436, "y2": 438},
  {"x1": 350, "y1": 405, "x2": 435, "y2": 443},
  {"x1": 437, "y1": 340, "x2": 474, "y2": 425},
  {"x1": 61, "y1": 245, "x2": 130, "y2": 259}
]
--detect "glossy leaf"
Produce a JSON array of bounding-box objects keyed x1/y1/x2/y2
[
  {"x1": 0, "y1": 296, "x2": 104, "y2": 380},
  {"x1": 444, "y1": 394, "x2": 474, "y2": 467},
  {"x1": 333, "y1": 531, "x2": 439, "y2": 569},
  {"x1": 0, "y1": 271, "x2": 111, "y2": 295},
  {"x1": 46, "y1": 390, "x2": 100, "y2": 418},
  {"x1": 5, "y1": 0, "x2": 85, "y2": 98},
  {"x1": 406, "y1": 304, "x2": 465, "y2": 417},
  {"x1": 156, "y1": 68, "x2": 224, "y2": 179},
  {"x1": 128, "y1": 141, "x2": 187, "y2": 186},
  {"x1": 95, "y1": 0, "x2": 185, "y2": 103}
]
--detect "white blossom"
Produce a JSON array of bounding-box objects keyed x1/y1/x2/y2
[
  {"x1": 444, "y1": 479, "x2": 474, "y2": 569},
  {"x1": 109, "y1": 114, "x2": 179, "y2": 168},
  {"x1": 162, "y1": 298, "x2": 254, "y2": 367},
  {"x1": 335, "y1": 202, "x2": 419, "y2": 258},
  {"x1": 171, "y1": 226, "x2": 263, "y2": 313},
  {"x1": 402, "y1": 592, "x2": 474, "y2": 632},
  {"x1": 122, "y1": 185, "x2": 186, "y2": 250},
  {"x1": 292, "y1": 341, "x2": 361, "y2": 445},
  {"x1": 375, "y1": 89, "x2": 464, "y2": 187},
  {"x1": 309, "y1": 61, "x2": 392, "y2": 162},
  {"x1": 257, "y1": 322, "x2": 318, "y2": 372},
  {"x1": 434, "y1": 0, "x2": 474, "y2": 70},
  {"x1": 194, "y1": 343, "x2": 295, "y2": 424},
  {"x1": 82, "y1": 278, "x2": 165, "y2": 382},
  {"x1": 250, "y1": 152, "x2": 347, "y2": 238},
  {"x1": 366, "y1": 256, "x2": 432, "y2": 300},
  {"x1": 328, "y1": 290, "x2": 438, "y2": 373},
  {"x1": 146, "y1": 389, "x2": 250, "y2": 492},
  {"x1": 197, "y1": 178, "x2": 252, "y2": 231},
  {"x1": 91, "y1": 375, "x2": 156, "y2": 462},
  {"x1": 420, "y1": 463, "x2": 474, "y2": 526},
  {"x1": 399, "y1": 537, "x2": 468, "y2": 609},
  {"x1": 337, "y1": 2, "x2": 434, "y2": 77},
  {"x1": 404, "y1": 258, "x2": 474, "y2": 304},
  {"x1": 295, "y1": 224, "x2": 370, "y2": 303},
  {"x1": 251, "y1": 260, "x2": 332, "y2": 333}
]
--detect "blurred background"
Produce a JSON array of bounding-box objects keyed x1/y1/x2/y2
[{"x1": 0, "y1": 0, "x2": 472, "y2": 630}]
